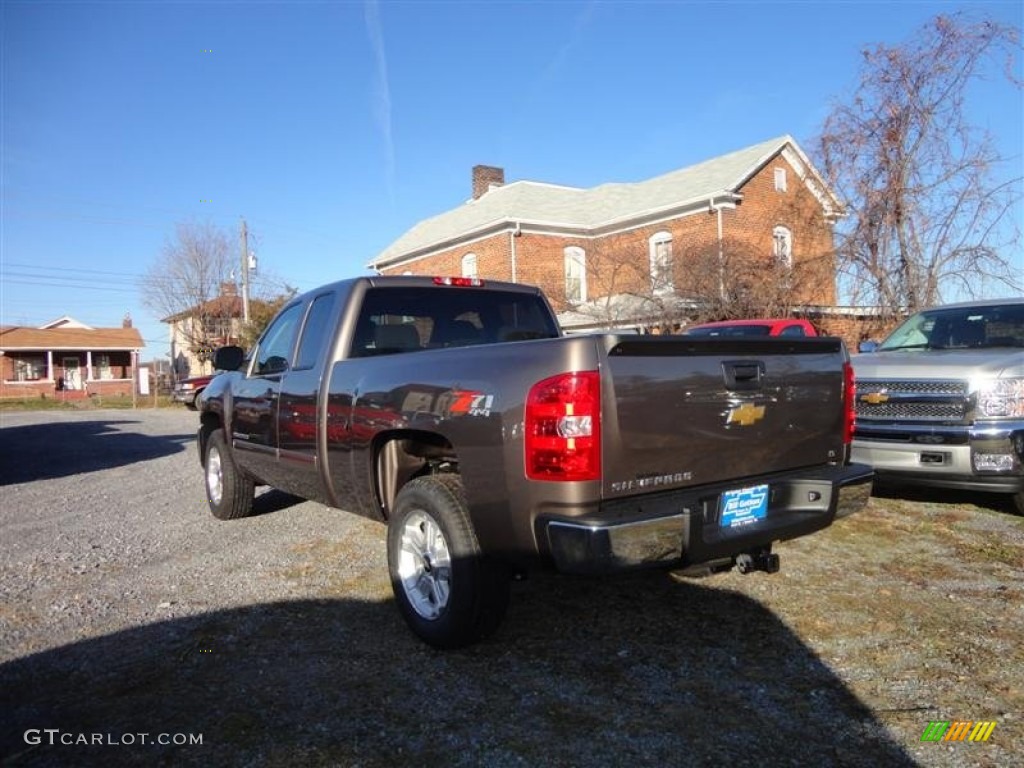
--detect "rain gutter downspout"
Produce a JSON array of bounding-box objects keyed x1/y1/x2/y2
[
  {"x1": 710, "y1": 197, "x2": 725, "y2": 299},
  {"x1": 510, "y1": 222, "x2": 521, "y2": 282}
]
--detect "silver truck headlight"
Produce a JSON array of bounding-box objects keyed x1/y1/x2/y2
[{"x1": 976, "y1": 377, "x2": 1024, "y2": 418}]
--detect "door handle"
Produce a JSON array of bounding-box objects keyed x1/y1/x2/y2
[{"x1": 722, "y1": 360, "x2": 765, "y2": 391}]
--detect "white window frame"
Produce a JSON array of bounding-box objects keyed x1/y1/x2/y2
[
  {"x1": 564, "y1": 246, "x2": 587, "y2": 305},
  {"x1": 773, "y1": 225, "x2": 793, "y2": 267},
  {"x1": 95, "y1": 353, "x2": 113, "y2": 380},
  {"x1": 461, "y1": 253, "x2": 478, "y2": 278},
  {"x1": 14, "y1": 357, "x2": 46, "y2": 382},
  {"x1": 649, "y1": 231, "x2": 674, "y2": 296},
  {"x1": 774, "y1": 167, "x2": 787, "y2": 192}
]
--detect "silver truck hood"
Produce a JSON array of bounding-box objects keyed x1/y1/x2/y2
[{"x1": 852, "y1": 348, "x2": 1024, "y2": 380}]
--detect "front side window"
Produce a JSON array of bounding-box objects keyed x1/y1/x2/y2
[
  {"x1": 649, "y1": 232, "x2": 674, "y2": 295},
  {"x1": 253, "y1": 303, "x2": 303, "y2": 375},
  {"x1": 564, "y1": 247, "x2": 587, "y2": 305},
  {"x1": 461, "y1": 253, "x2": 478, "y2": 278},
  {"x1": 294, "y1": 293, "x2": 338, "y2": 370},
  {"x1": 773, "y1": 226, "x2": 793, "y2": 267}
]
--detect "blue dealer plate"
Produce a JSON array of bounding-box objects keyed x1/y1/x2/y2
[{"x1": 720, "y1": 484, "x2": 769, "y2": 529}]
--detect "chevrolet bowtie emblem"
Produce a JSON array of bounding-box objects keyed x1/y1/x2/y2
[
  {"x1": 726, "y1": 402, "x2": 766, "y2": 426},
  {"x1": 861, "y1": 392, "x2": 890, "y2": 404}
]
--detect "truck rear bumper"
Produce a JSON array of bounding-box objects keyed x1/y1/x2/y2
[{"x1": 543, "y1": 463, "x2": 873, "y2": 574}]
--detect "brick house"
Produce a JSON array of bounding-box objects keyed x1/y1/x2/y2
[
  {"x1": 0, "y1": 315, "x2": 145, "y2": 400},
  {"x1": 368, "y1": 135, "x2": 872, "y2": 337}
]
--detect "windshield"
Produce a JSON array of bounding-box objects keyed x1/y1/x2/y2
[{"x1": 879, "y1": 304, "x2": 1024, "y2": 351}]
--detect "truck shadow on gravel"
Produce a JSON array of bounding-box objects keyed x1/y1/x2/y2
[
  {"x1": 0, "y1": 421, "x2": 193, "y2": 485},
  {"x1": 1, "y1": 571, "x2": 917, "y2": 767}
]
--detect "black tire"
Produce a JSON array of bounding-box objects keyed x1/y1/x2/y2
[
  {"x1": 1012, "y1": 491, "x2": 1024, "y2": 517},
  {"x1": 387, "y1": 474, "x2": 510, "y2": 649},
  {"x1": 204, "y1": 428, "x2": 255, "y2": 520}
]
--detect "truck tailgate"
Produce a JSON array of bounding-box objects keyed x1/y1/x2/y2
[{"x1": 599, "y1": 336, "x2": 849, "y2": 499}]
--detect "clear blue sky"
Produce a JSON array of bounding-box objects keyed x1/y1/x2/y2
[{"x1": 2, "y1": 0, "x2": 1022, "y2": 360}]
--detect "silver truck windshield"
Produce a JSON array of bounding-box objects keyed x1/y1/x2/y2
[{"x1": 879, "y1": 303, "x2": 1024, "y2": 351}]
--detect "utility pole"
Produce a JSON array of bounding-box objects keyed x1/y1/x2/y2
[{"x1": 239, "y1": 217, "x2": 250, "y2": 324}]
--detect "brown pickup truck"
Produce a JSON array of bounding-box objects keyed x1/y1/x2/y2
[{"x1": 198, "y1": 275, "x2": 872, "y2": 648}]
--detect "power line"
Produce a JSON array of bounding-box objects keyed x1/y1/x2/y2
[
  {"x1": 3, "y1": 262, "x2": 147, "y2": 278},
  {"x1": 2, "y1": 278, "x2": 140, "y2": 294}
]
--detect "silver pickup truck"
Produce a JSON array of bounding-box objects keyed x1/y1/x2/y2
[{"x1": 852, "y1": 298, "x2": 1024, "y2": 514}]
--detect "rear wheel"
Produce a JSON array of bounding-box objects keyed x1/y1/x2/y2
[
  {"x1": 387, "y1": 474, "x2": 509, "y2": 649},
  {"x1": 205, "y1": 429, "x2": 255, "y2": 520}
]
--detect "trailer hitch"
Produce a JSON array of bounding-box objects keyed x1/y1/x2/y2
[{"x1": 735, "y1": 548, "x2": 780, "y2": 574}]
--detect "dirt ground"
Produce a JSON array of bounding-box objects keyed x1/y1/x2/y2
[{"x1": 1, "y1": 409, "x2": 1021, "y2": 767}]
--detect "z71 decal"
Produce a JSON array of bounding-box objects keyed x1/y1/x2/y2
[{"x1": 446, "y1": 390, "x2": 495, "y2": 417}]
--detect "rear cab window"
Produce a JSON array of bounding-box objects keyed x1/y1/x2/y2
[{"x1": 349, "y1": 286, "x2": 559, "y2": 357}]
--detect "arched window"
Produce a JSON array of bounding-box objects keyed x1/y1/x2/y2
[
  {"x1": 772, "y1": 226, "x2": 793, "y2": 268},
  {"x1": 564, "y1": 247, "x2": 587, "y2": 304},
  {"x1": 649, "y1": 232, "x2": 674, "y2": 295},
  {"x1": 461, "y1": 253, "x2": 478, "y2": 278}
]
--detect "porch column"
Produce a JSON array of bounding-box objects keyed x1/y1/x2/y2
[
  {"x1": 46, "y1": 350, "x2": 54, "y2": 381},
  {"x1": 86, "y1": 351, "x2": 94, "y2": 381}
]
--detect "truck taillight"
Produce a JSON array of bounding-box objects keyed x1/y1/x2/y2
[
  {"x1": 525, "y1": 371, "x2": 601, "y2": 481},
  {"x1": 432, "y1": 276, "x2": 484, "y2": 287},
  {"x1": 843, "y1": 361, "x2": 855, "y2": 445}
]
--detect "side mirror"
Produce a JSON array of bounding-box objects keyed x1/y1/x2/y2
[
  {"x1": 213, "y1": 345, "x2": 246, "y2": 371},
  {"x1": 857, "y1": 340, "x2": 879, "y2": 354},
  {"x1": 261, "y1": 356, "x2": 289, "y2": 375}
]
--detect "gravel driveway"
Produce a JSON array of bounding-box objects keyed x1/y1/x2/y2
[{"x1": 1, "y1": 408, "x2": 1021, "y2": 767}]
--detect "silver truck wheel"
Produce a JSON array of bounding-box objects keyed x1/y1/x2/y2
[
  {"x1": 204, "y1": 429, "x2": 255, "y2": 520},
  {"x1": 387, "y1": 474, "x2": 510, "y2": 649},
  {"x1": 396, "y1": 509, "x2": 452, "y2": 620}
]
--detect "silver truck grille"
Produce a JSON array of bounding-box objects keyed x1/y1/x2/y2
[{"x1": 855, "y1": 379, "x2": 968, "y2": 422}]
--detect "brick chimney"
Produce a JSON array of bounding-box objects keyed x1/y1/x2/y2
[
  {"x1": 122, "y1": 312, "x2": 132, "y2": 328},
  {"x1": 472, "y1": 165, "x2": 505, "y2": 200},
  {"x1": 220, "y1": 282, "x2": 238, "y2": 297}
]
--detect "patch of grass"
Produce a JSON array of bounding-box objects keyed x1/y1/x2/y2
[
  {"x1": 954, "y1": 539, "x2": 1024, "y2": 568},
  {"x1": 0, "y1": 395, "x2": 177, "y2": 410},
  {"x1": 0, "y1": 397, "x2": 79, "y2": 411}
]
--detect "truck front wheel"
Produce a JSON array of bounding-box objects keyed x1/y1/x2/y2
[
  {"x1": 1013, "y1": 491, "x2": 1024, "y2": 517},
  {"x1": 205, "y1": 429, "x2": 255, "y2": 520},
  {"x1": 387, "y1": 474, "x2": 509, "y2": 649}
]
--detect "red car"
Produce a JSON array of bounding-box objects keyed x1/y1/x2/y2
[
  {"x1": 683, "y1": 318, "x2": 819, "y2": 338},
  {"x1": 171, "y1": 373, "x2": 215, "y2": 410}
]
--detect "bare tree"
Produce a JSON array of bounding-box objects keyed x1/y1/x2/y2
[
  {"x1": 566, "y1": 234, "x2": 828, "y2": 332},
  {"x1": 141, "y1": 220, "x2": 294, "y2": 362},
  {"x1": 818, "y1": 13, "x2": 1022, "y2": 314}
]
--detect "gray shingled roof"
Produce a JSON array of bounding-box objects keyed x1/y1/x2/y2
[{"x1": 370, "y1": 135, "x2": 833, "y2": 269}]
